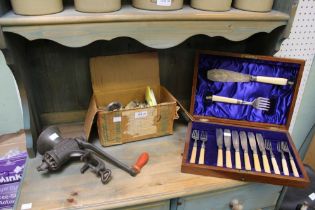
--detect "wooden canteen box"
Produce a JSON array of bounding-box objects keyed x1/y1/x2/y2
[
  {"x1": 181, "y1": 51, "x2": 310, "y2": 188},
  {"x1": 84, "y1": 53, "x2": 178, "y2": 147}
]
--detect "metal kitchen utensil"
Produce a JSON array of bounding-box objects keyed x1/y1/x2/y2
[
  {"x1": 248, "y1": 132, "x2": 262, "y2": 172},
  {"x1": 207, "y1": 69, "x2": 293, "y2": 86},
  {"x1": 216, "y1": 129, "x2": 224, "y2": 167},
  {"x1": 224, "y1": 129, "x2": 232, "y2": 168},
  {"x1": 232, "y1": 131, "x2": 241, "y2": 169},
  {"x1": 256, "y1": 133, "x2": 271, "y2": 173},
  {"x1": 240, "y1": 131, "x2": 251, "y2": 171},
  {"x1": 282, "y1": 142, "x2": 299, "y2": 177},
  {"x1": 198, "y1": 131, "x2": 208, "y2": 165},
  {"x1": 205, "y1": 95, "x2": 270, "y2": 111},
  {"x1": 265, "y1": 140, "x2": 280, "y2": 175},
  {"x1": 277, "y1": 142, "x2": 289, "y2": 176},
  {"x1": 106, "y1": 102, "x2": 123, "y2": 111},
  {"x1": 190, "y1": 130, "x2": 200, "y2": 164}
]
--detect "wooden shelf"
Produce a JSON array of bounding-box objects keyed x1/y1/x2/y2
[
  {"x1": 15, "y1": 122, "x2": 247, "y2": 210},
  {"x1": 0, "y1": 5, "x2": 290, "y2": 49},
  {"x1": 0, "y1": 5, "x2": 289, "y2": 25}
]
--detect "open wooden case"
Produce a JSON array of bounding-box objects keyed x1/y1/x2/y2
[{"x1": 181, "y1": 51, "x2": 310, "y2": 187}]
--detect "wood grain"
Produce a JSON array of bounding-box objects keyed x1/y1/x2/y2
[{"x1": 15, "y1": 123, "x2": 248, "y2": 210}]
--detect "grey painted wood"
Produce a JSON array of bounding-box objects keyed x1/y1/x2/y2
[
  {"x1": 177, "y1": 184, "x2": 281, "y2": 210},
  {"x1": 116, "y1": 201, "x2": 170, "y2": 210},
  {"x1": 2, "y1": 20, "x2": 287, "y2": 49},
  {"x1": 12, "y1": 34, "x2": 280, "y2": 126},
  {"x1": 1, "y1": 35, "x2": 40, "y2": 157}
]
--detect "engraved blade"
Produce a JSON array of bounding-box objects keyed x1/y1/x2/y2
[
  {"x1": 240, "y1": 131, "x2": 248, "y2": 153},
  {"x1": 232, "y1": 130, "x2": 240, "y2": 152},
  {"x1": 224, "y1": 129, "x2": 231, "y2": 150},
  {"x1": 248, "y1": 132, "x2": 258, "y2": 154},
  {"x1": 256, "y1": 133, "x2": 266, "y2": 154},
  {"x1": 207, "y1": 69, "x2": 251, "y2": 83},
  {"x1": 216, "y1": 129, "x2": 223, "y2": 149}
]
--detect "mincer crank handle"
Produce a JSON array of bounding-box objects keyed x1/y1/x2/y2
[
  {"x1": 253, "y1": 153, "x2": 261, "y2": 172},
  {"x1": 235, "y1": 151, "x2": 241, "y2": 169},
  {"x1": 262, "y1": 154, "x2": 271, "y2": 173},
  {"x1": 244, "y1": 152, "x2": 251, "y2": 171},
  {"x1": 226, "y1": 150, "x2": 232, "y2": 168},
  {"x1": 132, "y1": 152, "x2": 149, "y2": 174},
  {"x1": 190, "y1": 144, "x2": 197, "y2": 164},
  {"x1": 217, "y1": 148, "x2": 223, "y2": 167},
  {"x1": 198, "y1": 147, "x2": 205, "y2": 165},
  {"x1": 255, "y1": 76, "x2": 289, "y2": 86},
  {"x1": 282, "y1": 158, "x2": 289, "y2": 176},
  {"x1": 78, "y1": 140, "x2": 148, "y2": 176},
  {"x1": 271, "y1": 157, "x2": 280, "y2": 175},
  {"x1": 290, "y1": 159, "x2": 299, "y2": 177}
]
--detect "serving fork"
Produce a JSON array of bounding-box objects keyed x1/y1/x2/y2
[
  {"x1": 282, "y1": 142, "x2": 299, "y2": 177},
  {"x1": 205, "y1": 95, "x2": 271, "y2": 111},
  {"x1": 265, "y1": 140, "x2": 280, "y2": 175},
  {"x1": 277, "y1": 142, "x2": 289, "y2": 176},
  {"x1": 198, "y1": 131, "x2": 208, "y2": 165},
  {"x1": 190, "y1": 130, "x2": 199, "y2": 164}
]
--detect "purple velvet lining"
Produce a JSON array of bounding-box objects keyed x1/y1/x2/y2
[
  {"x1": 187, "y1": 122, "x2": 303, "y2": 178},
  {"x1": 194, "y1": 54, "x2": 301, "y2": 125}
]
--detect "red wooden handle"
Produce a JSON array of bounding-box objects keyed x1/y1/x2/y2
[{"x1": 132, "y1": 152, "x2": 149, "y2": 174}]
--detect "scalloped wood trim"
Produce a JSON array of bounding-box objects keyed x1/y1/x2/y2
[{"x1": 3, "y1": 20, "x2": 287, "y2": 49}]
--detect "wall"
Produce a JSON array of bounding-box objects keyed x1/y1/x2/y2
[
  {"x1": 292, "y1": 58, "x2": 315, "y2": 152},
  {"x1": 0, "y1": 51, "x2": 23, "y2": 135},
  {"x1": 275, "y1": 0, "x2": 315, "y2": 149}
]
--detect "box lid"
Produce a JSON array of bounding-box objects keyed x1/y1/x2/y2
[
  {"x1": 190, "y1": 51, "x2": 305, "y2": 131},
  {"x1": 90, "y1": 52, "x2": 160, "y2": 107}
]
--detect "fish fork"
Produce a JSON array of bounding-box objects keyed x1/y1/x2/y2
[
  {"x1": 206, "y1": 95, "x2": 271, "y2": 111},
  {"x1": 282, "y1": 142, "x2": 299, "y2": 177},
  {"x1": 265, "y1": 140, "x2": 280, "y2": 175},
  {"x1": 190, "y1": 130, "x2": 199, "y2": 164},
  {"x1": 277, "y1": 142, "x2": 289, "y2": 176},
  {"x1": 198, "y1": 131, "x2": 208, "y2": 165}
]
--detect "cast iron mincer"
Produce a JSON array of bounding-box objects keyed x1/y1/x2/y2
[{"x1": 36, "y1": 126, "x2": 149, "y2": 184}]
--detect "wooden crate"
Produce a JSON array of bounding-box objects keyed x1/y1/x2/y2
[{"x1": 84, "y1": 53, "x2": 178, "y2": 146}]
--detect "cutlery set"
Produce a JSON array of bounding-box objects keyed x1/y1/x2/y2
[
  {"x1": 182, "y1": 53, "x2": 308, "y2": 187},
  {"x1": 205, "y1": 68, "x2": 293, "y2": 112},
  {"x1": 189, "y1": 128, "x2": 300, "y2": 177}
]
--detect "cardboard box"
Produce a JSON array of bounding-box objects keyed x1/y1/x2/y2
[
  {"x1": 84, "y1": 53, "x2": 178, "y2": 146},
  {"x1": 181, "y1": 51, "x2": 310, "y2": 187}
]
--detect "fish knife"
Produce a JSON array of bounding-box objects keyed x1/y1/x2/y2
[
  {"x1": 232, "y1": 131, "x2": 241, "y2": 169},
  {"x1": 240, "y1": 131, "x2": 251, "y2": 171},
  {"x1": 224, "y1": 129, "x2": 232, "y2": 168},
  {"x1": 248, "y1": 132, "x2": 262, "y2": 172},
  {"x1": 207, "y1": 69, "x2": 293, "y2": 86},
  {"x1": 256, "y1": 133, "x2": 271, "y2": 173},
  {"x1": 216, "y1": 129, "x2": 223, "y2": 167}
]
